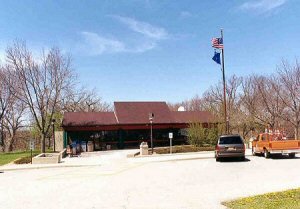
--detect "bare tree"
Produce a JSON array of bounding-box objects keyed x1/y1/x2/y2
[
  {"x1": 225, "y1": 75, "x2": 243, "y2": 132},
  {"x1": 0, "y1": 68, "x2": 13, "y2": 149},
  {"x1": 255, "y1": 76, "x2": 285, "y2": 129},
  {"x1": 6, "y1": 41, "x2": 75, "y2": 153},
  {"x1": 62, "y1": 88, "x2": 111, "y2": 112},
  {"x1": 202, "y1": 75, "x2": 243, "y2": 134},
  {"x1": 239, "y1": 73, "x2": 289, "y2": 140},
  {"x1": 240, "y1": 76, "x2": 264, "y2": 135},
  {"x1": 0, "y1": 69, "x2": 27, "y2": 152},
  {"x1": 185, "y1": 95, "x2": 205, "y2": 111},
  {"x1": 202, "y1": 85, "x2": 223, "y2": 116},
  {"x1": 171, "y1": 60, "x2": 299, "y2": 139},
  {"x1": 2, "y1": 96, "x2": 27, "y2": 152},
  {"x1": 0, "y1": 69, "x2": 11, "y2": 124},
  {"x1": 274, "y1": 60, "x2": 300, "y2": 139},
  {"x1": 168, "y1": 95, "x2": 204, "y2": 111}
]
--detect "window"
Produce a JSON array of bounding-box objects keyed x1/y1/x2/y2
[{"x1": 219, "y1": 136, "x2": 243, "y2": 144}]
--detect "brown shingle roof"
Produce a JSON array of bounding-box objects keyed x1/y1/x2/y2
[
  {"x1": 171, "y1": 111, "x2": 214, "y2": 123},
  {"x1": 62, "y1": 102, "x2": 215, "y2": 127},
  {"x1": 62, "y1": 112, "x2": 117, "y2": 127},
  {"x1": 114, "y1": 101, "x2": 173, "y2": 124}
]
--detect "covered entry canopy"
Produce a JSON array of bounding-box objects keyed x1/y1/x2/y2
[{"x1": 62, "y1": 101, "x2": 214, "y2": 149}]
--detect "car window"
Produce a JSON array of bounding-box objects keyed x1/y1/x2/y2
[{"x1": 219, "y1": 136, "x2": 243, "y2": 144}]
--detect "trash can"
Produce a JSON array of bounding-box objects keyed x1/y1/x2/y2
[
  {"x1": 140, "y1": 142, "x2": 149, "y2": 155},
  {"x1": 81, "y1": 141, "x2": 87, "y2": 152},
  {"x1": 87, "y1": 141, "x2": 94, "y2": 152},
  {"x1": 76, "y1": 143, "x2": 81, "y2": 154},
  {"x1": 95, "y1": 141, "x2": 100, "y2": 150},
  {"x1": 71, "y1": 142, "x2": 77, "y2": 155},
  {"x1": 72, "y1": 146, "x2": 77, "y2": 155}
]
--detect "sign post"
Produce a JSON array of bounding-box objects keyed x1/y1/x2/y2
[
  {"x1": 29, "y1": 140, "x2": 35, "y2": 164},
  {"x1": 169, "y1": 132, "x2": 173, "y2": 154}
]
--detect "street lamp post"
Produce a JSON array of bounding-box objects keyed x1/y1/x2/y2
[
  {"x1": 51, "y1": 119, "x2": 56, "y2": 152},
  {"x1": 149, "y1": 113, "x2": 154, "y2": 154}
]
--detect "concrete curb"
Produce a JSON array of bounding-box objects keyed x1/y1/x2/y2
[
  {"x1": 131, "y1": 149, "x2": 252, "y2": 158},
  {"x1": 0, "y1": 164, "x2": 101, "y2": 172},
  {"x1": 132, "y1": 150, "x2": 215, "y2": 158}
]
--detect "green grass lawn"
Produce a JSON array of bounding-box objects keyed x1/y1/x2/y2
[
  {"x1": 0, "y1": 150, "x2": 41, "y2": 166},
  {"x1": 223, "y1": 188, "x2": 300, "y2": 209}
]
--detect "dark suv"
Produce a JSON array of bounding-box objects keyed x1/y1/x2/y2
[{"x1": 215, "y1": 135, "x2": 246, "y2": 161}]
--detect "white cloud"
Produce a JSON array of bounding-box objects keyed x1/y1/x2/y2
[
  {"x1": 80, "y1": 31, "x2": 126, "y2": 55},
  {"x1": 239, "y1": 0, "x2": 287, "y2": 13},
  {"x1": 78, "y1": 16, "x2": 170, "y2": 56},
  {"x1": 180, "y1": 11, "x2": 196, "y2": 18},
  {"x1": 111, "y1": 15, "x2": 168, "y2": 40},
  {"x1": 79, "y1": 31, "x2": 158, "y2": 55},
  {"x1": 129, "y1": 41, "x2": 156, "y2": 53}
]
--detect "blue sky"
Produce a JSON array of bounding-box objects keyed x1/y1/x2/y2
[{"x1": 0, "y1": 0, "x2": 299, "y2": 103}]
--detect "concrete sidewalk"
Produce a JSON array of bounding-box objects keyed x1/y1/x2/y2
[
  {"x1": 0, "y1": 157, "x2": 100, "y2": 171},
  {"x1": 0, "y1": 149, "x2": 135, "y2": 171},
  {"x1": 0, "y1": 149, "x2": 252, "y2": 171}
]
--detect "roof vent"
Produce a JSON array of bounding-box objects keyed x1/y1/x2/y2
[{"x1": 178, "y1": 106, "x2": 185, "y2": 111}]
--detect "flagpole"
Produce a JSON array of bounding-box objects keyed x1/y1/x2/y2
[{"x1": 220, "y1": 29, "x2": 229, "y2": 134}]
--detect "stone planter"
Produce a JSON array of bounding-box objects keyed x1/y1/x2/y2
[{"x1": 32, "y1": 149, "x2": 66, "y2": 164}]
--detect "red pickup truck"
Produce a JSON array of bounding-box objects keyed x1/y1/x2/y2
[{"x1": 252, "y1": 132, "x2": 300, "y2": 158}]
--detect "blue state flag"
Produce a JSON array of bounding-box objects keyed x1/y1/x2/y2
[{"x1": 212, "y1": 51, "x2": 221, "y2": 65}]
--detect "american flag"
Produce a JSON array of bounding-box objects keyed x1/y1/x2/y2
[{"x1": 211, "y1": 37, "x2": 223, "y2": 49}]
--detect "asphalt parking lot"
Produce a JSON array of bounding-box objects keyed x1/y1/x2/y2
[{"x1": 0, "y1": 152, "x2": 300, "y2": 209}]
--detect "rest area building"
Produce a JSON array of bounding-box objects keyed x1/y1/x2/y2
[{"x1": 61, "y1": 101, "x2": 214, "y2": 150}]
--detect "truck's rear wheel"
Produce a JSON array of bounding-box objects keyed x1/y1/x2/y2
[
  {"x1": 264, "y1": 149, "x2": 270, "y2": 158},
  {"x1": 289, "y1": 153, "x2": 296, "y2": 158}
]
